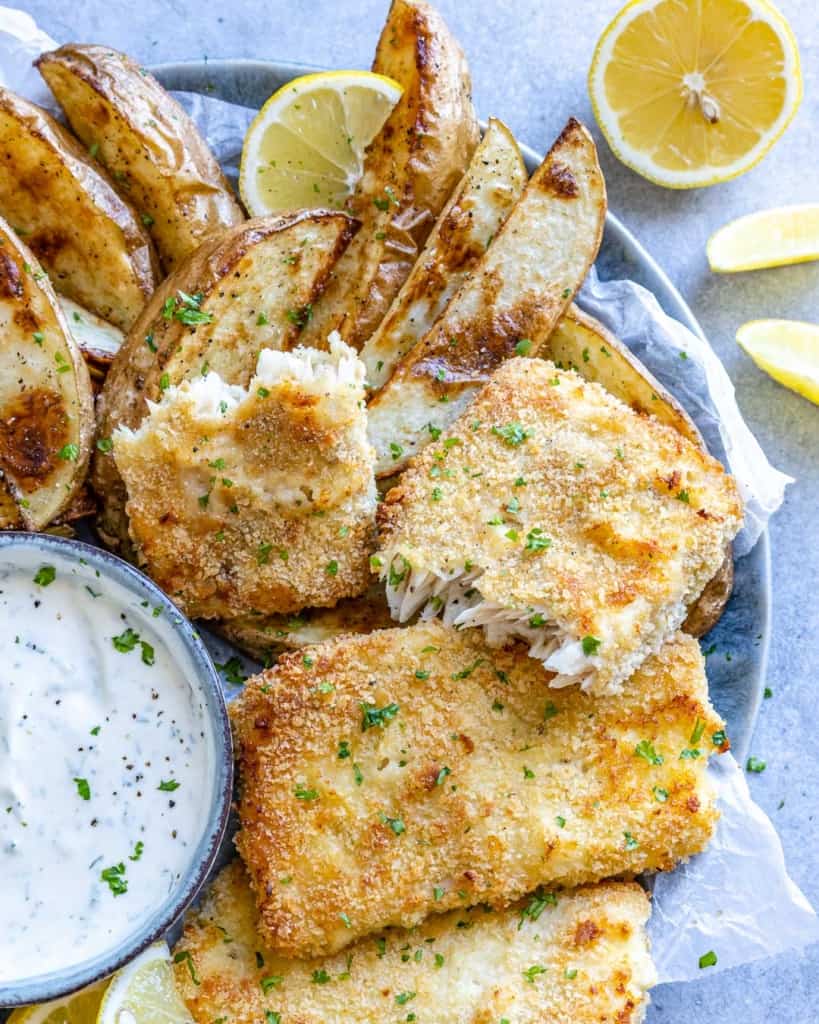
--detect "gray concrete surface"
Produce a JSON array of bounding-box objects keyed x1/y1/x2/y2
[{"x1": 13, "y1": 0, "x2": 819, "y2": 1016}]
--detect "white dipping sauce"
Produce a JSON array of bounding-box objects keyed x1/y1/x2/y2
[{"x1": 0, "y1": 548, "x2": 216, "y2": 982}]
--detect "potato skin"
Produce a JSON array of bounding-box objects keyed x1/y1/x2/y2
[
  {"x1": 37, "y1": 44, "x2": 245, "y2": 272},
  {"x1": 0, "y1": 215, "x2": 94, "y2": 529},
  {"x1": 92, "y1": 210, "x2": 359, "y2": 554},
  {"x1": 299, "y1": 0, "x2": 479, "y2": 350},
  {"x1": 0, "y1": 87, "x2": 158, "y2": 330}
]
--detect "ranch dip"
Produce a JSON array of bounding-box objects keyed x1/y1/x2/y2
[{"x1": 0, "y1": 547, "x2": 216, "y2": 982}]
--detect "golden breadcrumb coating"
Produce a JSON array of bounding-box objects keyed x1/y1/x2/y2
[
  {"x1": 173, "y1": 859, "x2": 655, "y2": 1024},
  {"x1": 113, "y1": 337, "x2": 375, "y2": 619},
  {"x1": 230, "y1": 620, "x2": 724, "y2": 958},
  {"x1": 376, "y1": 357, "x2": 742, "y2": 693}
]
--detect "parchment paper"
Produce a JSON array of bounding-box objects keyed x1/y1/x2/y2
[{"x1": 1, "y1": 3, "x2": 815, "y2": 988}]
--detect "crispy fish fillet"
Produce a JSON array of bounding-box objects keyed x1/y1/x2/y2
[
  {"x1": 359, "y1": 117, "x2": 527, "y2": 389},
  {"x1": 113, "y1": 336, "x2": 375, "y2": 619},
  {"x1": 174, "y1": 859, "x2": 655, "y2": 1024},
  {"x1": 230, "y1": 620, "x2": 724, "y2": 958},
  {"x1": 217, "y1": 584, "x2": 394, "y2": 661},
  {"x1": 376, "y1": 358, "x2": 742, "y2": 693}
]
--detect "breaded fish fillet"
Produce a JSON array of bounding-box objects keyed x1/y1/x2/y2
[
  {"x1": 173, "y1": 859, "x2": 656, "y2": 1024},
  {"x1": 230, "y1": 620, "x2": 724, "y2": 958},
  {"x1": 376, "y1": 357, "x2": 742, "y2": 693},
  {"x1": 113, "y1": 335, "x2": 375, "y2": 619}
]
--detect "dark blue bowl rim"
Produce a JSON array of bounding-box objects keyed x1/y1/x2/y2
[{"x1": 0, "y1": 532, "x2": 233, "y2": 1007}]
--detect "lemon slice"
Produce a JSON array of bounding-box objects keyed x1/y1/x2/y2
[
  {"x1": 7, "y1": 981, "x2": 108, "y2": 1024},
  {"x1": 240, "y1": 70, "x2": 403, "y2": 215},
  {"x1": 97, "y1": 941, "x2": 194, "y2": 1024},
  {"x1": 589, "y1": 0, "x2": 802, "y2": 188},
  {"x1": 737, "y1": 319, "x2": 819, "y2": 404},
  {"x1": 708, "y1": 204, "x2": 819, "y2": 272}
]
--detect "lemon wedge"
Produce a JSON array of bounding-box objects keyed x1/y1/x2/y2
[
  {"x1": 7, "y1": 981, "x2": 108, "y2": 1024},
  {"x1": 737, "y1": 319, "x2": 819, "y2": 404},
  {"x1": 96, "y1": 941, "x2": 193, "y2": 1024},
  {"x1": 589, "y1": 0, "x2": 802, "y2": 188},
  {"x1": 239, "y1": 70, "x2": 402, "y2": 215},
  {"x1": 708, "y1": 204, "x2": 819, "y2": 272}
]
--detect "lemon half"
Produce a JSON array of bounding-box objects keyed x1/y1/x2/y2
[
  {"x1": 589, "y1": 0, "x2": 802, "y2": 188},
  {"x1": 737, "y1": 319, "x2": 819, "y2": 405},
  {"x1": 239, "y1": 70, "x2": 403, "y2": 215},
  {"x1": 708, "y1": 204, "x2": 819, "y2": 272},
  {"x1": 7, "y1": 981, "x2": 108, "y2": 1024},
  {"x1": 97, "y1": 942, "x2": 193, "y2": 1024}
]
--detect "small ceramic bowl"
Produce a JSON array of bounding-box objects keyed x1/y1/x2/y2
[{"x1": 0, "y1": 533, "x2": 233, "y2": 1007}]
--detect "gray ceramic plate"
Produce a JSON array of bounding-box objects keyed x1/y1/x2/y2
[{"x1": 148, "y1": 57, "x2": 769, "y2": 766}]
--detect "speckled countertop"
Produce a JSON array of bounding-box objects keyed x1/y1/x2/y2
[{"x1": 14, "y1": 0, "x2": 819, "y2": 1015}]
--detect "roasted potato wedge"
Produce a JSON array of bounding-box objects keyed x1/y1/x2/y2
[
  {"x1": 298, "y1": 0, "x2": 479, "y2": 351},
  {"x1": 549, "y1": 307, "x2": 734, "y2": 636},
  {"x1": 0, "y1": 216, "x2": 94, "y2": 529},
  {"x1": 368, "y1": 117, "x2": 606, "y2": 475},
  {"x1": 217, "y1": 584, "x2": 394, "y2": 661},
  {"x1": 547, "y1": 305, "x2": 702, "y2": 445},
  {"x1": 360, "y1": 117, "x2": 526, "y2": 389},
  {"x1": 58, "y1": 296, "x2": 124, "y2": 368},
  {"x1": 93, "y1": 209, "x2": 359, "y2": 554},
  {"x1": 0, "y1": 87, "x2": 158, "y2": 330},
  {"x1": 37, "y1": 44, "x2": 245, "y2": 272}
]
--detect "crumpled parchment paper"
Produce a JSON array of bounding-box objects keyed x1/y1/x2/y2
[{"x1": 1, "y1": 3, "x2": 815, "y2": 988}]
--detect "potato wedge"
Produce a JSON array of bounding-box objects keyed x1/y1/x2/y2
[
  {"x1": 37, "y1": 44, "x2": 245, "y2": 272},
  {"x1": 549, "y1": 307, "x2": 734, "y2": 636},
  {"x1": 58, "y1": 296, "x2": 124, "y2": 368},
  {"x1": 93, "y1": 210, "x2": 359, "y2": 553},
  {"x1": 368, "y1": 117, "x2": 606, "y2": 475},
  {"x1": 0, "y1": 87, "x2": 158, "y2": 330},
  {"x1": 547, "y1": 305, "x2": 702, "y2": 445},
  {"x1": 298, "y1": 0, "x2": 479, "y2": 351},
  {"x1": 217, "y1": 584, "x2": 394, "y2": 661},
  {"x1": 0, "y1": 216, "x2": 94, "y2": 529},
  {"x1": 360, "y1": 117, "x2": 526, "y2": 389}
]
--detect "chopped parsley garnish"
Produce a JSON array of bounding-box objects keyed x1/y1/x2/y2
[
  {"x1": 325, "y1": 560, "x2": 339, "y2": 576},
  {"x1": 389, "y1": 441, "x2": 404, "y2": 460},
  {"x1": 311, "y1": 969, "x2": 331, "y2": 984},
  {"x1": 90, "y1": 725, "x2": 101, "y2": 736},
  {"x1": 380, "y1": 812, "x2": 405, "y2": 835},
  {"x1": 395, "y1": 992, "x2": 415, "y2": 1006},
  {"x1": 100, "y1": 862, "x2": 128, "y2": 896},
  {"x1": 361, "y1": 701, "x2": 400, "y2": 731},
  {"x1": 388, "y1": 554, "x2": 410, "y2": 587},
  {"x1": 555, "y1": 815, "x2": 566, "y2": 828},
  {"x1": 525, "y1": 528, "x2": 551, "y2": 553},
  {"x1": 74, "y1": 777, "x2": 91, "y2": 801},
  {"x1": 286, "y1": 304, "x2": 313, "y2": 328},
  {"x1": 159, "y1": 372, "x2": 170, "y2": 390},
  {"x1": 58, "y1": 443, "x2": 79, "y2": 461},
  {"x1": 96, "y1": 437, "x2": 113, "y2": 453},
  {"x1": 680, "y1": 748, "x2": 701, "y2": 760},
  {"x1": 435, "y1": 953, "x2": 445, "y2": 968},
  {"x1": 523, "y1": 964, "x2": 547, "y2": 983},
  {"x1": 523, "y1": 766, "x2": 535, "y2": 779},
  {"x1": 712, "y1": 729, "x2": 727, "y2": 747},
  {"x1": 653, "y1": 786, "x2": 669, "y2": 803},
  {"x1": 514, "y1": 338, "x2": 532, "y2": 356},
  {"x1": 257, "y1": 542, "x2": 273, "y2": 565},
  {"x1": 764, "y1": 687, "x2": 773, "y2": 699},
  {"x1": 260, "y1": 975, "x2": 283, "y2": 993},
  {"x1": 129, "y1": 841, "x2": 144, "y2": 861},
  {"x1": 746, "y1": 756, "x2": 766, "y2": 773},
  {"x1": 581, "y1": 635, "x2": 601, "y2": 656},
  {"x1": 338, "y1": 741, "x2": 351, "y2": 759},
  {"x1": 565, "y1": 967, "x2": 578, "y2": 980},
  {"x1": 415, "y1": 669, "x2": 430, "y2": 680},
  {"x1": 33, "y1": 565, "x2": 56, "y2": 587},
  {"x1": 690, "y1": 717, "x2": 706, "y2": 745},
  {"x1": 699, "y1": 950, "x2": 718, "y2": 969},
  {"x1": 141, "y1": 212, "x2": 155, "y2": 227},
  {"x1": 677, "y1": 489, "x2": 690, "y2": 503},
  {"x1": 427, "y1": 423, "x2": 442, "y2": 440},
  {"x1": 158, "y1": 778, "x2": 180, "y2": 792},
  {"x1": 528, "y1": 613, "x2": 546, "y2": 628},
  {"x1": 294, "y1": 785, "x2": 319, "y2": 801},
  {"x1": 174, "y1": 950, "x2": 200, "y2": 985},
  {"x1": 215, "y1": 655, "x2": 247, "y2": 685},
  {"x1": 162, "y1": 290, "x2": 213, "y2": 326},
  {"x1": 433, "y1": 886, "x2": 444, "y2": 901},
  {"x1": 491, "y1": 422, "x2": 531, "y2": 447},
  {"x1": 518, "y1": 888, "x2": 557, "y2": 929},
  {"x1": 623, "y1": 831, "x2": 639, "y2": 851},
  {"x1": 634, "y1": 739, "x2": 664, "y2": 766},
  {"x1": 339, "y1": 911, "x2": 351, "y2": 928},
  {"x1": 265, "y1": 1014, "x2": 281, "y2": 1024},
  {"x1": 32, "y1": 330, "x2": 44, "y2": 345},
  {"x1": 435, "y1": 766, "x2": 451, "y2": 786},
  {"x1": 451, "y1": 657, "x2": 484, "y2": 680},
  {"x1": 353, "y1": 763, "x2": 364, "y2": 785},
  {"x1": 257, "y1": 386, "x2": 270, "y2": 398},
  {"x1": 112, "y1": 627, "x2": 140, "y2": 653},
  {"x1": 544, "y1": 701, "x2": 559, "y2": 720},
  {"x1": 145, "y1": 332, "x2": 157, "y2": 352},
  {"x1": 257, "y1": 312, "x2": 269, "y2": 326}
]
